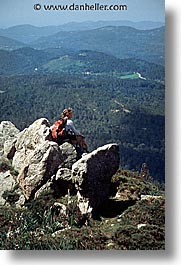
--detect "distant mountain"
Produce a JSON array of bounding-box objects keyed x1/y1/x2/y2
[
  {"x1": 0, "y1": 24, "x2": 61, "y2": 44},
  {"x1": 0, "y1": 36, "x2": 26, "y2": 50},
  {"x1": 0, "y1": 24, "x2": 165, "y2": 65},
  {"x1": 59, "y1": 20, "x2": 164, "y2": 31},
  {"x1": 31, "y1": 26, "x2": 165, "y2": 65},
  {"x1": 0, "y1": 21, "x2": 164, "y2": 43},
  {"x1": 0, "y1": 48, "x2": 164, "y2": 81}
]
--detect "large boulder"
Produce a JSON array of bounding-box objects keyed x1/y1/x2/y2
[
  {"x1": 72, "y1": 143, "x2": 120, "y2": 214},
  {"x1": 0, "y1": 121, "x2": 19, "y2": 158},
  {"x1": 12, "y1": 118, "x2": 52, "y2": 172},
  {"x1": 17, "y1": 140, "x2": 63, "y2": 200}
]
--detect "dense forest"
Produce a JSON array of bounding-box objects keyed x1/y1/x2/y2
[{"x1": 0, "y1": 73, "x2": 165, "y2": 182}]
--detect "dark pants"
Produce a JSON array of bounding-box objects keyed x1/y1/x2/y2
[{"x1": 56, "y1": 134, "x2": 76, "y2": 146}]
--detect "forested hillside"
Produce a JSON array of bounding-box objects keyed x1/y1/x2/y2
[
  {"x1": 31, "y1": 26, "x2": 165, "y2": 65},
  {"x1": 0, "y1": 48, "x2": 164, "y2": 81},
  {"x1": 0, "y1": 73, "x2": 165, "y2": 182}
]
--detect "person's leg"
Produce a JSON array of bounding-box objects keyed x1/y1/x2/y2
[
  {"x1": 76, "y1": 135, "x2": 88, "y2": 152},
  {"x1": 66, "y1": 135, "x2": 82, "y2": 159}
]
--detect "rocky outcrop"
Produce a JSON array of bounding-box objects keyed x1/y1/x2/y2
[
  {"x1": 72, "y1": 144, "x2": 120, "y2": 213},
  {"x1": 12, "y1": 118, "x2": 52, "y2": 171},
  {"x1": 0, "y1": 118, "x2": 120, "y2": 215}
]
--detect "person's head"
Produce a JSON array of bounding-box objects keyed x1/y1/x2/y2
[{"x1": 61, "y1": 108, "x2": 73, "y2": 119}]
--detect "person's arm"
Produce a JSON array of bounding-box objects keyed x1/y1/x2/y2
[{"x1": 67, "y1": 120, "x2": 81, "y2": 135}]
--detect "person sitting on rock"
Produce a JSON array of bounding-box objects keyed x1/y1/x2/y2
[{"x1": 61, "y1": 107, "x2": 88, "y2": 156}]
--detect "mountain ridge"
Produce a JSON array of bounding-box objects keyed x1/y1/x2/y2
[
  {"x1": 30, "y1": 26, "x2": 165, "y2": 65},
  {"x1": 0, "y1": 20, "x2": 164, "y2": 43},
  {"x1": 0, "y1": 24, "x2": 165, "y2": 65}
]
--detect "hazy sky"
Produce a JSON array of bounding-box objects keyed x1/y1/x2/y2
[{"x1": 0, "y1": 0, "x2": 165, "y2": 28}]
